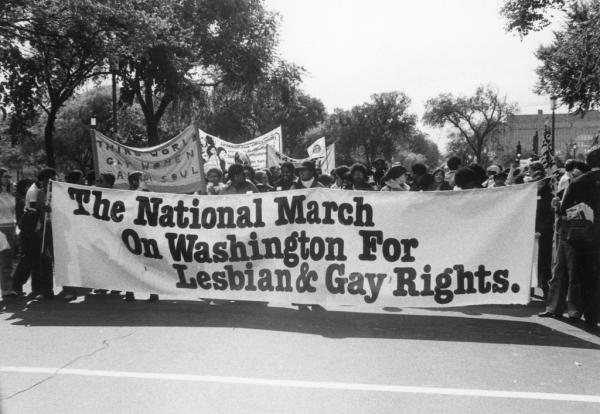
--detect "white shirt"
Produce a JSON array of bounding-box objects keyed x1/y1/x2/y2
[
  {"x1": 557, "y1": 173, "x2": 571, "y2": 195},
  {"x1": 25, "y1": 183, "x2": 40, "y2": 208}
]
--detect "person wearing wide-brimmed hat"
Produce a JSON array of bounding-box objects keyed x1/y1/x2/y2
[
  {"x1": 380, "y1": 165, "x2": 410, "y2": 191},
  {"x1": 294, "y1": 161, "x2": 324, "y2": 189}
]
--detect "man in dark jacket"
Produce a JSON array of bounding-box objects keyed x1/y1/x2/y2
[
  {"x1": 541, "y1": 146, "x2": 600, "y2": 327},
  {"x1": 558, "y1": 146, "x2": 600, "y2": 327}
]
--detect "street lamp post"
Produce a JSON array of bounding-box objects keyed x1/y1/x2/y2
[
  {"x1": 90, "y1": 115, "x2": 96, "y2": 129},
  {"x1": 550, "y1": 96, "x2": 557, "y2": 156},
  {"x1": 110, "y1": 56, "x2": 119, "y2": 136}
]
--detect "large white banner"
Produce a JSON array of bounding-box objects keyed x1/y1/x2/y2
[
  {"x1": 198, "y1": 127, "x2": 282, "y2": 171},
  {"x1": 92, "y1": 125, "x2": 204, "y2": 193},
  {"x1": 52, "y1": 181, "x2": 537, "y2": 310}
]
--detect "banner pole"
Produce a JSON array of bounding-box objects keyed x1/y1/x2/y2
[
  {"x1": 40, "y1": 180, "x2": 52, "y2": 255},
  {"x1": 90, "y1": 129, "x2": 100, "y2": 183},
  {"x1": 324, "y1": 141, "x2": 329, "y2": 174},
  {"x1": 194, "y1": 125, "x2": 207, "y2": 194}
]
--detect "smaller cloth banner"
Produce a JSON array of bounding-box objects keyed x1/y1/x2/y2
[
  {"x1": 266, "y1": 143, "x2": 335, "y2": 175},
  {"x1": 307, "y1": 137, "x2": 326, "y2": 159},
  {"x1": 92, "y1": 125, "x2": 204, "y2": 194},
  {"x1": 198, "y1": 127, "x2": 282, "y2": 171},
  {"x1": 317, "y1": 143, "x2": 335, "y2": 175},
  {"x1": 265, "y1": 145, "x2": 310, "y2": 168}
]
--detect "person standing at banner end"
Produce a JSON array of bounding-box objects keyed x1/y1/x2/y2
[{"x1": 14, "y1": 168, "x2": 56, "y2": 300}]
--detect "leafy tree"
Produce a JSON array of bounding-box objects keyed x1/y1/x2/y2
[
  {"x1": 534, "y1": 2, "x2": 600, "y2": 114},
  {"x1": 201, "y1": 62, "x2": 326, "y2": 155},
  {"x1": 423, "y1": 85, "x2": 519, "y2": 164},
  {"x1": 53, "y1": 87, "x2": 164, "y2": 172},
  {"x1": 0, "y1": 0, "x2": 116, "y2": 167},
  {"x1": 112, "y1": 0, "x2": 280, "y2": 145},
  {"x1": 500, "y1": 0, "x2": 568, "y2": 35},
  {"x1": 444, "y1": 132, "x2": 503, "y2": 167},
  {"x1": 501, "y1": 1, "x2": 600, "y2": 114},
  {"x1": 406, "y1": 131, "x2": 441, "y2": 168},
  {"x1": 327, "y1": 92, "x2": 420, "y2": 167}
]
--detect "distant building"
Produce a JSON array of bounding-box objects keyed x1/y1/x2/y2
[{"x1": 498, "y1": 109, "x2": 600, "y2": 160}]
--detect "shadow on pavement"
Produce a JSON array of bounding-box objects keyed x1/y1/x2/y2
[
  {"x1": 422, "y1": 298, "x2": 546, "y2": 318},
  {"x1": 1, "y1": 295, "x2": 598, "y2": 349}
]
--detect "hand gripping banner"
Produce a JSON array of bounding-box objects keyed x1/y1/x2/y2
[
  {"x1": 52, "y1": 182, "x2": 537, "y2": 311},
  {"x1": 92, "y1": 125, "x2": 205, "y2": 194}
]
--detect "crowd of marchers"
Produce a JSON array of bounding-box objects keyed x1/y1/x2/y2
[{"x1": 0, "y1": 147, "x2": 599, "y2": 328}]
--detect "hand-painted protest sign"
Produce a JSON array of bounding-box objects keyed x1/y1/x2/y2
[
  {"x1": 52, "y1": 182, "x2": 536, "y2": 311},
  {"x1": 198, "y1": 127, "x2": 282, "y2": 172},
  {"x1": 92, "y1": 125, "x2": 205, "y2": 194}
]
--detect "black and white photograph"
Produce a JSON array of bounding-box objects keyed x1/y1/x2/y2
[{"x1": 1, "y1": 1, "x2": 600, "y2": 413}]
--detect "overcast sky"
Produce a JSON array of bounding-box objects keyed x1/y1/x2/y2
[{"x1": 265, "y1": 0, "x2": 562, "y2": 150}]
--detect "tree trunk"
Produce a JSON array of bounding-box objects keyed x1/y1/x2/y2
[
  {"x1": 146, "y1": 116, "x2": 160, "y2": 146},
  {"x1": 44, "y1": 110, "x2": 58, "y2": 167},
  {"x1": 475, "y1": 147, "x2": 482, "y2": 164}
]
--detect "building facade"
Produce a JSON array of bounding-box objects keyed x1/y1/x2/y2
[{"x1": 498, "y1": 110, "x2": 600, "y2": 161}]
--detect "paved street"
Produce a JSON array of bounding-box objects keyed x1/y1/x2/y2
[{"x1": 1, "y1": 293, "x2": 600, "y2": 414}]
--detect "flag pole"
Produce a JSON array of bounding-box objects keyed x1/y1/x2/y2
[
  {"x1": 194, "y1": 122, "x2": 207, "y2": 194},
  {"x1": 324, "y1": 140, "x2": 328, "y2": 173}
]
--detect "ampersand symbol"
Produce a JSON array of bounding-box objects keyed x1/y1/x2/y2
[{"x1": 296, "y1": 262, "x2": 318, "y2": 293}]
